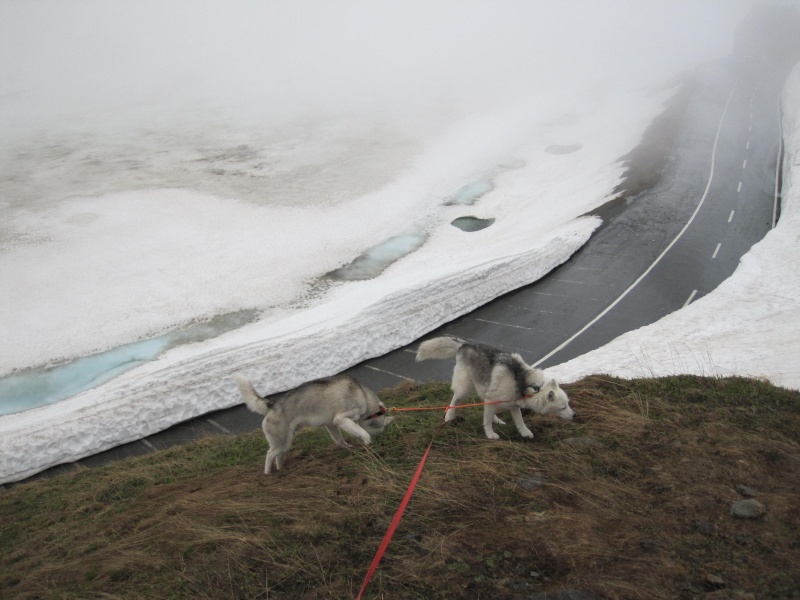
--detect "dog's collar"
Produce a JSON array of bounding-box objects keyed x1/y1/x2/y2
[
  {"x1": 366, "y1": 406, "x2": 388, "y2": 420},
  {"x1": 526, "y1": 385, "x2": 541, "y2": 397}
]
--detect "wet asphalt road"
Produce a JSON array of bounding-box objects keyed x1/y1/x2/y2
[
  {"x1": 345, "y1": 60, "x2": 782, "y2": 389},
  {"x1": 18, "y1": 58, "x2": 785, "y2": 485}
]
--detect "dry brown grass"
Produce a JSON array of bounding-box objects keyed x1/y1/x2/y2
[{"x1": 1, "y1": 375, "x2": 799, "y2": 599}]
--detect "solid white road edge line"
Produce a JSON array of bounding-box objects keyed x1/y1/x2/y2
[{"x1": 532, "y1": 81, "x2": 739, "y2": 368}]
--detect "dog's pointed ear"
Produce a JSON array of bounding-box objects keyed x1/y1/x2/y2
[{"x1": 547, "y1": 390, "x2": 556, "y2": 401}]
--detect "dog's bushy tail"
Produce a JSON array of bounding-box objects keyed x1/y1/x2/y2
[
  {"x1": 416, "y1": 336, "x2": 465, "y2": 361},
  {"x1": 232, "y1": 374, "x2": 269, "y2": 415}
]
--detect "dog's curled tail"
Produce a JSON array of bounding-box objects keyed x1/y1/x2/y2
[
  {"x1": 416, "y1": 336, "x2": 465, "y2": 361},
  {"x1": 232, "y1": 374, "x2": 269, "y2": 415}
]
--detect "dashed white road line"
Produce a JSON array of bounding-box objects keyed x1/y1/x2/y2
[
  {"x1": 475, "y1": 318, "x2": 538, "y2": 332},
  {"x1": 140, "y1": 438, "x2": 157, "y2": 452},
  {"x1": 207, "y1": 418, "x2": 232, "y2": 435},
  {"x1": 737, "y1": 181, "x2": 742, "y2": 192},
  {"x1": 503, "y1": 302, "x2": 551, "y2": 313},
  {"x1": 728, "y1": 210, "x2": 735, "y2": 223},
  {"x1": 742, "y1": 159, "x2": 747, "y2": 169},
  {"x1": 684, "y1": 290, "x2": 698, "y2": 307},
  {"x1": 712, "y1": 243, "x2": 721, "y2": 259},
  {"x1": 552, "y1": 279, "x2": 585, "y2": 285},
  {"x1": 364, "y1": 364, "x2": 416, "y2": 382}
]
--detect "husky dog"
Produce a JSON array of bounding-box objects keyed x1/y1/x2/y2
[
  {"x1": 416, "y1": 336, "x2": 574, "y2": 440},
  {"x1": 233, "y1": 374, "x2": 394, "y2": 474}
]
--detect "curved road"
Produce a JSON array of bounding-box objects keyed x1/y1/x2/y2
[
  {"x1": 14, "y1": 56, "x2": 787, "y2": 485},
  {"x1": 346, "y1": 59, "x2": 783, "y2": 388}
]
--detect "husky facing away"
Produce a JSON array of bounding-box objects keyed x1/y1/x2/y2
[
  {"x1": 416, "y1": 336, "x2": 575, "y2": 440},
  {"x1": 233, "y1": 374, "x2": 394, "y2": 474}
]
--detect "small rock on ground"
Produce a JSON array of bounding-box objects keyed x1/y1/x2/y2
[
  {"x1": 736, "y1": 484, "x2": 758, "y2": 497},
  {"x1": 730, "y1": 499, "x2": 765, "y2": 519}
]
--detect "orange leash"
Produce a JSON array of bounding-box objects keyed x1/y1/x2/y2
[{"x1": 387, "y1": 399, "x2": 513, "y2": 413}]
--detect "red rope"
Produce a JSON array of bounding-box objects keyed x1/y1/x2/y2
[
  {"x1": 355, "y1": 396, "x2": 533, "y2": 598},
  {"x1": 355, "y1": 415, "x2": 445, "y2": 599}
]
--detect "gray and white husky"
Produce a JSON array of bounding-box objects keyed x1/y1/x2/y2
[
  {"x1": 233, "y1": 374, "x2": 394, "y2": 474},
  {"x1": 416, "y1": 336, "x2": 574, "y2": 440}
]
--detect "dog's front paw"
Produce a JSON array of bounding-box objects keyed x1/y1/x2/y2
[
  {"x1": 519, "y1": 429, "x2": 534, "y2": 439},
  {"x1": 485, "y1": 430, "x2": 500, "y2": 441}
]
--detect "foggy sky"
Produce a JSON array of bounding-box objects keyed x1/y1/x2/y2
[{"x1": 1, "y1": 0, "x2": 757, "y2": 136}]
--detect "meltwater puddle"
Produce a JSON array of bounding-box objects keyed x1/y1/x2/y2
[
  {"x1": 327, "y1": 170, "x2": 516, "y2": 281},
  {"x1": 451, "y1": 216, "x2": 495, "y2": 232},
  {"x1": 444, "y1": 179, "x2": 494, "y2": 206},
  {"x1": 326, "y1": 233, "x2": 428, "y2": 281},
  {"x1": 442, "y1": 160, "x2": 525, "y2": 207},
  {"x1": 0, "y1": 309, "x2": 258, "y2": 416}
]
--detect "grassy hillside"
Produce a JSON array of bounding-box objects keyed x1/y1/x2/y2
[{"x1": 1, "y1": 376, "x2": 799, "y2": 599}]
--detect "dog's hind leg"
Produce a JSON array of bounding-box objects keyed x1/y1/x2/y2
[
  {"x1": 264, "y1": 445, "x2": 287, "y2": 474},
  {"x1": 325, "y1": 425, "x2": 350, "y2": 447},
  {"x1": 333, "y1": 415, "x2": 372, "y2": 444},
  {"x1": 263, "y1": 427, "x2": 290, "y2": 475},
  {"x1": 273, "y1": 451, "x2": 287, "y2": 472},
  {"x1": 508, "y1": 405, "x2": 534, "y2": 439},
  {"x1": 446, "y1": 363, "x2": 475, "y2": 422}
]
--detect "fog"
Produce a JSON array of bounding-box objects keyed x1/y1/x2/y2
[
  {"x1": 2, "y1": 1, "x2": 754, "y2": 133},
  {"x1": 0, "y1": 0, "x2": 757, "y2": 376}
]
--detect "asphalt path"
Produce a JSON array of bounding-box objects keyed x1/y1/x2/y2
[
  {"x1": 18, "y1": 58, "x2": 785, "y2": 485},
  {"x1": 346, "y1": 59, "x2": 782, "y2": 387}
]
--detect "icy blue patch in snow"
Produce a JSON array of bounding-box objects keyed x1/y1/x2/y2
[
  {"x1": 444, "y1": 180, "x2": 494, "y2": 206},
  {"x1": 0, "y1": 339, "x2": 170, "y2": 416},
  {"x1": 0, "y1": 310, "x2": 257, "y2": 416},
  {"x1": 327, "y1": 233, "x2": 427, "y2": 281}
]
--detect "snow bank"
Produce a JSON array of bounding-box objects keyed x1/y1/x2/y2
[{"x1": 0, "y1": 217, "x2": 596, "y2": 484}]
